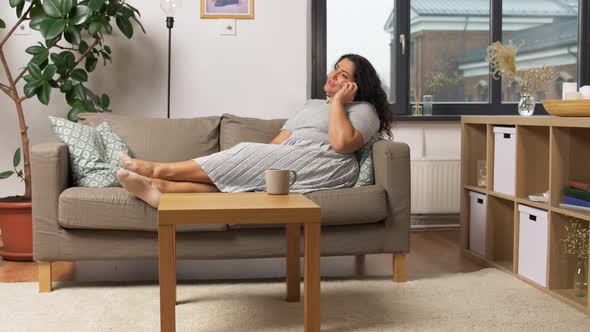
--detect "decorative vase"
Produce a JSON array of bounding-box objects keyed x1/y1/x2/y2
[
  {"x1": 0, "y1": 201, "x2": 33, "y2": 261},
  {"x1": 574, "y1": 258, "x2": 588, "y2": 298},
  {"x1": 518, "y1": 93, "x2": 535, "y2": 116}
]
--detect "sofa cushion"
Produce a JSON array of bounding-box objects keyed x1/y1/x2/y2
[
  {"x1": 229, "y1": 185, "x2": 387, "y2": 229},
  {"x1": 58, "y1": 187, "x2": 227, "y2": 232},
  {"x1": 220, "y1": 114, "x2": 286, "y2": 150},
  {"x1": 78, "y1": 113, "x2": 221, "y2": 162}
]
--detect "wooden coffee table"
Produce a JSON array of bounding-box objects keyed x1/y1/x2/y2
[{"x1": 157, "y1": 192, "x2": 322, "y2": 332}]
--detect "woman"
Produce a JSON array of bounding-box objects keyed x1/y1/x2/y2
[{"x1": 117, "y1": 54, "x2": 393, "y2": 208}]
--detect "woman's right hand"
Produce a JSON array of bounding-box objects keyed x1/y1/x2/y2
[{"x1": 332, "y1": 82, "x2": 357, "y2": 104}]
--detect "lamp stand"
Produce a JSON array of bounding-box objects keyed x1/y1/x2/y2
[{"x1": 166, "y1": 17, "x2": 174, "y2": 119}]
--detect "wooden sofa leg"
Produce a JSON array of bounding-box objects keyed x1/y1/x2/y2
[
  {"x1": 39, "y1": 262, "x2": 52, "y2": 293},
  {"x1": 392, "y1": 253, "x2": 407, "y2": 282}
]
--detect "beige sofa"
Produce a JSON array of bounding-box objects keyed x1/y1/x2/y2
[{"x1": 31, "y1": 113, "x2": 411, "y2": 292}]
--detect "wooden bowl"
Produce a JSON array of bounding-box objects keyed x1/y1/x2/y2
[{"x1": 542, "y1": 99, "x2": 590, "y2": 117}]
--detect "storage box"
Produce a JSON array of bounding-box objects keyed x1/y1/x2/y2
[
  {"x1": 469, "y1": 191, "x2": 487, "y2": 256},
  {"x1": 517, "y1": 204, "x2": 549, "y2": 287},
  {"x1": 493, "y1": 126, "x2": 517, "y2": 196}
]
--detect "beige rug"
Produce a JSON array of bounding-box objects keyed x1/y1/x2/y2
[{"x1": 1, "y1": 268, "x2": 588, "y2": 331}]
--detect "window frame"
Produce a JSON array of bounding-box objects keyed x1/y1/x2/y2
[{"x1": 312, "y1": 0, "x2": 590, "y2": 118}]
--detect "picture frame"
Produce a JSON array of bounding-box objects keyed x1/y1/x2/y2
[{"x1": 200, "y1": 0, "x2": 254, "y2": 19}]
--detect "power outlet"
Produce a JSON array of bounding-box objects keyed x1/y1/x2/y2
[
  {"x1": 218, "y1": 19, "x2": 236, "y2": 36},
  {"x1": 14, "y1": 22, "x2": 31, "y2": 35}
]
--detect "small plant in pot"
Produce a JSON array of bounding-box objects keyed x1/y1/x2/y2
[{"x1": 0, "y1": 0, "x2": 143, "y2": 261}]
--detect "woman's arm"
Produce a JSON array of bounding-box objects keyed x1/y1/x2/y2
[
  {"x1": 270, "y1": 129, "x2": 292, "y2": 144},
  {"x1": 329, "y1": 83, "x2": 364, "y2": 154}
]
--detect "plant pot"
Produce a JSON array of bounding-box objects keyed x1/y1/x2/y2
[{"x1": 0, "y1": 201, "x2": 33, "y2": 261}]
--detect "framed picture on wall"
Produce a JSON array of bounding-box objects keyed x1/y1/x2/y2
[{"x1": 201, "y1": 0, "x2": 254, "y2": 19}]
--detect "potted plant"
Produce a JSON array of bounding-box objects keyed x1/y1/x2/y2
[{"x1": 0, "y1": 0, "x2": 143, "y2": 261}]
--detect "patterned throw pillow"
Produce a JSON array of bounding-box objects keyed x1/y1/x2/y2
[
  {"x1": 48, "y1": 116, "x2": 128, "y2": 187},
  {"x1": 353, "y1": 136, "x2": 379, "y2": 187}
]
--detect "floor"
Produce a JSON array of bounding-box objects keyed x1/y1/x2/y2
[{"x1": 0, "y1": 230, "x2": 484, "y2": 283}]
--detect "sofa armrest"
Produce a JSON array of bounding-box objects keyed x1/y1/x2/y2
[
  {"x1": 31, "y1": 142, "x2": 69, "y2": 260},
  {"x1": 373, "y1": 140, "x2": 411, "y2": 253}
]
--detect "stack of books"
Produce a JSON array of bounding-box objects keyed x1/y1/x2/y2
[{"x1": 561, "y1": 180, "x2": 590, "y2": 212}]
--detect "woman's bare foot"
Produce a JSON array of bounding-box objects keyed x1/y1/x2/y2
[
  {"x1": 118, "y1": 152, "x2": 160, "y2": 178},
  {"x1": 117, "y1": 169, "x2": 161, "y2": 208}
]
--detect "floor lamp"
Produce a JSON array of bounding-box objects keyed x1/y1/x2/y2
[{"x1": 160, "y1": 0, "x2": 183, "y2": 119}]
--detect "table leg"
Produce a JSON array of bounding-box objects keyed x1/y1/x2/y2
[
  {"x1": 286, "y1": 223, "x2": 301, "y2": 302},
  {"x1": 159, "y1": 224, "x2": 176, "y2": 332},
  {"x1": 304, "y1": 223, "x2": 320, "y2": 332}
]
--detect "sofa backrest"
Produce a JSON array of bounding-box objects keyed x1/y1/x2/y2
[
  {"x1": 77, "y1": 113, "x2": 221, "y2": 162},
  {"x1": 220, "y1": 114, "x2": 287, "y2": 150}
]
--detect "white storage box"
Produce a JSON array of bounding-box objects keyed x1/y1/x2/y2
[
  {"x1": 517, "y1": 204, "x2": 549, "y2": 287},
  {"x1": 493, "y1": 126, "x2": 517, "y2": 196},
  {"x1": 469, "y1": 191, "x2": 487, "y2": 256}
]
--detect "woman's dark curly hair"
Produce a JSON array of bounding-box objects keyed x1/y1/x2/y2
[{"x1": 335, "y1": 54, "x2": 394, "y2": 139}]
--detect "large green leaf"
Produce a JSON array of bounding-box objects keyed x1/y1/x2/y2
[
  {"x1": 30, "y1": 4, "x2": 46, "y2": 18},
  {"x1": 67, "y1": 108, "x2": 81, "y2": 122},
  {"x1": 16, "y1": 1, "x2": 25, "y2": 18},
  {"x1": 0, "y1": 171, "x2": 15, "y2": 180},
  {"x1": 13, "y1": 148, "x2": 21, "y2": 168},
  {"x1": 88, "y1": 20, "x2": 101, "y2": 35},
  {"x1": 25, "y1": 45, "x2": 47, "y2": 55},
  {"x1": 61, "y1": 51, "x2": 75, "y2": 70},
  {"x1": 100, "y1": 93, "x2": 110, "y2": 108},
  {"x1": 73, "y1": 83, "x2": 86, "y2": 100},
  {"x1": 85, "y1": 55, "x2": 97, "y2": 72},
  {"x1": 71, "y1": 5, "x2": 91, "y2": 25},
  {"x1": 78, "y1": 40, "x2": 89, "y2": 53},
  {"x1": 44, "y1": 19, "x2": 67, "y2": 39},
  {"x1": 71, "y1": 68, "x2": 88, "y2": 82},
  {"x1": 64, "y1": 26, "x2": 81, "y2": 45},
  {"x1": 9, "y1": 0, "x2": 24, "y2": 8},
  {"x1": 59, "y1": 79, "x2": 73, "y2": 92},
  {"x1": 115, "y1": 15, "x2": 133, "y2": 39},
  {"x1": 30, "y1": 16, "x2": 52, "y2": 31},
  {"x1": 0, "y1": 19, "x2": 5, "y2": 29},
  {"x1": 37, "y1": 81, "x2": 52, "y2": 105},
  {"x1": 43, "y1": 64, "x2": 57, "y2": 81},
  {"x1": 88, "y1": 0, "x2": 105, "y2": 12},
  {"x1": 23, "y1": 81, "x2": 42, "y2": 98},
  {"x1": 28, "y1": 63, "x2": 43, "y2": 80},
  {"x1": 60, "y1": 0, "x2": 73, "y2": 16},
  {"x1": 43, "y1": 0, "x2": 64, "y2": 18}
]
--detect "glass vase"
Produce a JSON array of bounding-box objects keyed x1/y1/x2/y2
[
  {"x1": 518, "y1": 93, "x2": 535, "y2": 116},
  {"x1": 574, "y1": 258, "x2": 588, "y2": 298}
]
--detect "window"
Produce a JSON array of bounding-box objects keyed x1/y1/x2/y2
[
  {"x1": 312, "y1": 0, "x2": 590, "y2": 118},
  {"x1": 501, "y1": 0, "x2": 579, "y2": 102},
  {"x1": 410, "y1": 1, "x2": 490, "y2": 103}
]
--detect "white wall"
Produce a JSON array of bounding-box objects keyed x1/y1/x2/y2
[{"x1": 0, "y1": 0, "x2": 310, "y2": 196}]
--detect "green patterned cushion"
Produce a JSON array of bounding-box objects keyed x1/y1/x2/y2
[
  {"x1": 48, "y1": 116, "x2": 128, "y2": 187},
  {"x1": 353, "y1": 137, "x2": 378, "y2": 187}
]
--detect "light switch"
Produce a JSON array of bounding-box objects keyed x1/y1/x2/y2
[
  {"x1": 218, "y1": 19, "x2": 236, "y2": 36},
  {"x1": 14, "y1": 23, "x2": 31, "y2": 35}
]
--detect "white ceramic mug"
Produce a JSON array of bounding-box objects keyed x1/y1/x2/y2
[{"x1": 265, "y1": 169, "x2": 297, "y2": 195}]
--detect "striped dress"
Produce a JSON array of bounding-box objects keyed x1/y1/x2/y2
[{"x1": 193, "y1": 99, "x2": 381, "y2": 194}]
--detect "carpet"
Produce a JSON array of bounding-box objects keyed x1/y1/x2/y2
[{"x1": 1, "y1": 268, "x2": 588, "y2": 331}]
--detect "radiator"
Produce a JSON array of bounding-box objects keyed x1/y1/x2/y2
[{"x1": 410, "y1": 160, "x2": 461, "y2": 214}]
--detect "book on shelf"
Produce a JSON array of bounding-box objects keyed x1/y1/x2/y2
[
  {"x1": 563, "y1": 187, "x2": 590, "y2": 201},
  {"x1": 567, "y1": 180, "x2": 590, "y2": 192},
  {"x1": 560, "y1": 203, "x2": 590, "y2": 213},
  {"x1": 563, "y1": 195, "x2": 590, "y2": 208}
]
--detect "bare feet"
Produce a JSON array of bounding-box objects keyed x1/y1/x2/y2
[
  {"x1": 118, "y1": 152, "x2": 160, "y2": 178},
  {"x1": 117, "y1": 169, "x2": 161, "y2": 208}
]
